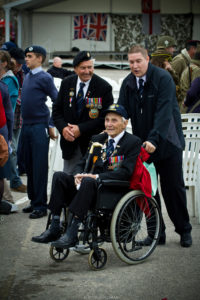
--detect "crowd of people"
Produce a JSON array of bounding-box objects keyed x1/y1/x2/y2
[{"x1": 1, "y1": 36, "x2": 199, "y2": 249}]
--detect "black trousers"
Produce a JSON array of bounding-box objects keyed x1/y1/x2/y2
[
  {"x1": 154, "y1": 150, "x2": 192, "y2": 235},
  {"x1": 48, "y1": 172, "x2": 98, "y2": 221}
]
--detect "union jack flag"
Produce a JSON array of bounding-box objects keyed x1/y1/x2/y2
[
  {"x1": 88, "y1": 13, "x2": 107, "y2": 41},
  {"x1": 74, "y1": 15, "x2": 88, "y2": 39}
]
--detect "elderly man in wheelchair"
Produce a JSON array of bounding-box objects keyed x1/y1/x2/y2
[{"x1": 32, "y1": 104, "x2": 161, "y2": 270}]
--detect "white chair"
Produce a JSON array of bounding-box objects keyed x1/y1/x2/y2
[{"x1": 181, "y1": 113, "x2": 200, "y2": 223}]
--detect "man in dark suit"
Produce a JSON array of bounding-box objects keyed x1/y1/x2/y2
[
  {"x1": 47, "y1": 57, "x2": 74, "y2": 79},
  {"x1": 118, "y1": 45, "x2": 192, "y2": 247},
  {"x1": 32, "y1": 104, "x2": 141, "y2": 248},
  {"x1": 52, "y1": 51, "x2": 113, "y2": 175}
]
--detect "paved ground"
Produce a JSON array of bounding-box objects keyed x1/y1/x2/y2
[
  {"x1": 0, "y1": 68, "x2": 200, "y2": 300},
  {"x1": 0, "y1": 179, "x2": 200, "y2": 300}
]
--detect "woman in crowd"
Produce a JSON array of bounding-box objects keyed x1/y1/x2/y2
[
  {"x1": 0, "y1": 81, "x2": 15, "y2": 214},
  {"x1": 0, "y1": 50, "x2": 19, "y2": 204}
]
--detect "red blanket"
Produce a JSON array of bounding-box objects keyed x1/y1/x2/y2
[{"x1": 129, "y1": 147, "x2": 152, "y2": 216}]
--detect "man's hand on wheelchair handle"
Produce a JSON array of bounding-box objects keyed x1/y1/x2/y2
[{"x1": 143, "y1": 141, "x2": 156, "y2": 154}]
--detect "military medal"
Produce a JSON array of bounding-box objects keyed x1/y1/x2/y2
[
  {"x1": 69, "y1": 90, "x2": 74, "y2": 107},
  {"x1": 108, "y1": 155, "x2": 124, "y2": 170},
  {"x1": 89, "y1": 108, "x2": 99, "y2": 119},
  {"x1": 69, "y1": 97, "x2": 73, "y2": 107},
  {"x1": 98, "y1": 98, "x2": 102, "y2": 109},
  {"x1": 86, "y1": 98, "x2": 90, "y2": 108}
]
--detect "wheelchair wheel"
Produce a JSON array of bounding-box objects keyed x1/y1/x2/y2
[
  {"x1": 110, "y1": 190, "x2": 161, "y2": 265},
  {"x1": 88, "y1": 247, "x2": 107, "y2": 270},
  {"x1": 49, "y1": 245, "x2": 69, "y2": 262}
]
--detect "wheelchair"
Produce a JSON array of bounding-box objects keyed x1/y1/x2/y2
[{"x1": 46, "y1": 179, "x2": 161, "y2": 271}]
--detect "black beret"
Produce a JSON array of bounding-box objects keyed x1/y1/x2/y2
[
  {"x1": 105, "y1": 104, "x2": 128, "y2": 120},
  {"x1": 24, "y1": 45, "x2": 46, "y2": 57},
  {"x1": 73, "y1": 51, "x2": 92, "y2": 67},
  {"x1": 9, "y1": 48, "x2": 25, "y2": 64},
  {"x1": 186, "y1": 40, "x2": 200, "y2": 47}
]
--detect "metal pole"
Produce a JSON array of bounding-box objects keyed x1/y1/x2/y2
[
  {"x1": 5, "y1": 7, "x2": 10, "y2": 42},
  {"x1": 17, "y1": 12, "x2": 22, "y2": 47}
]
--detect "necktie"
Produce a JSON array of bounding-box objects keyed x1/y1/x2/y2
[
  {"x1": 138, "y1": 78, "x2": 144, "y2": 98},
  {"x1": 76, "y1": 82, "x2": 85, "y2": 116},
  {"x1": 106, "y1": 139, "x2": 115, "y2": 158}
]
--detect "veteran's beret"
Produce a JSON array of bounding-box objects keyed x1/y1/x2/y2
[
  {"x1": 73, "y1": 51, "x2": 92, "y2": 67},
  {"x1": 105, "y1": 104, "x2": 128, "y2": 120},
  {"x1": 24, "y1": 45, "x2": 46, "y2": 57}
]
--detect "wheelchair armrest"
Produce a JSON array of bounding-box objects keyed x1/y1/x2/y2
[{"x1": 99, "y1": 179, "x2": 130, "y2": 187}]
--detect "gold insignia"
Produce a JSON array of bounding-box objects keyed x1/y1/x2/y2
[{"x1": 87, "y1": 52, "x2": 90, "y2": 57}]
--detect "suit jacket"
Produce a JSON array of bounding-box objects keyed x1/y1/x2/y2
[
  {"x1": 74, "y1": 132, "x2": 142, "y2": 182},
  {"x1": 52, "y1": 74, "x2": 113, "y2": 160},
  {"x1": 118, "y1": 63, "x2": 185, "y2": 162}
]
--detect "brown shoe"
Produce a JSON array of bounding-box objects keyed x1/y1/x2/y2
[{"x1": 11, "y1": 184, "x2": 27, "y2": 193}]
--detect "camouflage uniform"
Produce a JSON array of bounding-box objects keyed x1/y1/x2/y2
[
  {"x1": 171, "y1": 48, "x2": 191, "y2": 82},
  {"x1": 179, "y1": 59, "x2": 200, "y2": 112}
]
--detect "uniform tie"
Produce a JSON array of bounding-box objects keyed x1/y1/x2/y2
[
  {"x1": 76, "y1": 82, "x2": 85, "y2": 116},
  {"x1": 106, "y1": 139, "x2": 115, "y2": 158},
  {"x1": 138, "y1": 78, "x2": 144, "y2": 98}
]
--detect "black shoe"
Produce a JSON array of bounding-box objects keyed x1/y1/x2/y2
[
  {"x1": 136, "y1": 234, "x2": 166, "y2": 246},
  {"x1": 32, "y1": 229, "x2": 61, "y2": 244},
  {"x1": 51, "y1": 235, "x2": 78, "y2": 249},
  {"x1": 51, "y1": 217, "x2": 80, "y2": 249},
  {"x1": 29, "y1": 210, "x2": 47, "y2": 219},
  {"x1": 180, "y1": 232, "x2": 192, "y2": 247},
  {"x1": 22, "y1": 205, "x2": 33, "y2": 213}
]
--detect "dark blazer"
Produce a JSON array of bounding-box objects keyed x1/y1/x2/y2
[
  {"x1": 47, "y1": 66, "x2": 74, "y2": 79},
  {"x1": 52, "y1": 74, "x2": 113, "y2": 160},
  {"x1": 118, "y1": 63, "x2": 185, "y2": 161},
  {"x1": 74, "y1": 131, "x2": 142, "y2": 182}
]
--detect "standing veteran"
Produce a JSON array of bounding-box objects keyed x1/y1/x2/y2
[
  {"x1": 52, "y1": 51, "x2": 113, "y2": 175},
  {"x1": 118, "y1": 45, "x2": 192, "y2": 248},
  {"x1": 171, "y1": 40, "x2": 200, "y2": 82},
  {"x1": 32, "y1": 104, "x2": 141, "y2": 247}
]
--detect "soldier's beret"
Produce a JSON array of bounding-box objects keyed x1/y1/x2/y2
[
  {"x1": 73, "y1": 51, "x2": 92, "y2": 67},
  {"x1": 105, "y1": 104, "x2": 128, "y2": 120},
  {"x1": 186, "y1": 40, "x2": 200, "y2": 48},
  {"x1": 24, "y1": 45, "x2": 46, "y2": 57}
]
